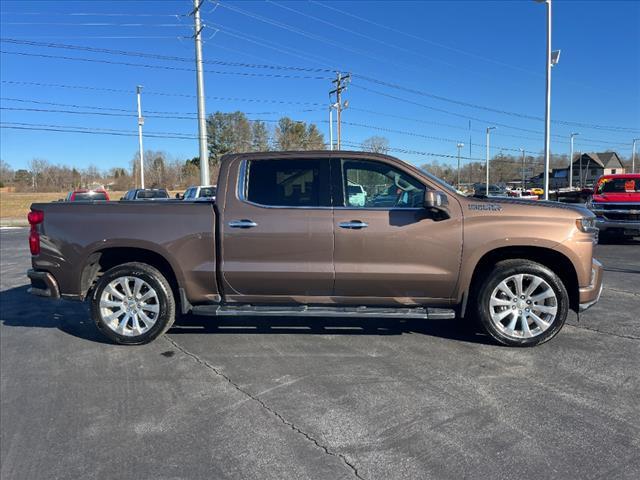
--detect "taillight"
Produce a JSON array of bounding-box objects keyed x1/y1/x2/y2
[{"x1": 28, "y1": 209, "x2": 44, "y2": 255}]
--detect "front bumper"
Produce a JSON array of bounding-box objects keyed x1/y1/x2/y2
[
  {"x1": 578, "y1": 259, "x2": 603, "y2": 312},
  {"x1": 594, "y1": 215, "x2": 640, "y2": 235},
  {"x1": 27, "y1": 269, "x2": 60, "y2": 299}
]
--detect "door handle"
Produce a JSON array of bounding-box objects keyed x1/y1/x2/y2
[
  {"x1": 338, "y1": 221, "x2": 368, "y2": 229},
  {"x1": 228, "y1": 219, "x2": 258, "y2": 229}
]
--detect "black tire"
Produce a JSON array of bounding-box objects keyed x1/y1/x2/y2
[
  {"x1": 475, "y1": 259, "x2": 569, "y2": 347},
  {"x1": 91, "y1": 262, "x2": 175, "y2": 345}
]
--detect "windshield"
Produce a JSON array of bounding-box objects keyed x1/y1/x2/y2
[
  {"x1": 417, "y1": 167, "x2": 459, "y2": 194},
  {"x1": 597, "y1": 178, "x2": 640, "y2": 193}
]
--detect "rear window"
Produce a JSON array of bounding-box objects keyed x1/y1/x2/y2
[
  {"x1": 137, "y1": 190, "x2": 168, "y2": 199},
  {"x1": 72, "y1": 192, "x2": 107, "y2": 201},
  {"x1": 246, "y1": 159, "x2": 330, "y2": 207},
  {"x1": 198, "y1": 187, "x2": 217, "y2": 198},
  {"x1": 597, "y1": 178, "x2": 640, "y2": 193}
]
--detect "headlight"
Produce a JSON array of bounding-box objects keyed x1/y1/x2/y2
[{"x1": 576, "y1": 217, "x2": 597, "y2": 233}]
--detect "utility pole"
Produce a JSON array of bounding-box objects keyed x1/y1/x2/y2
[
  {"x1": 468, "y1": 121, "x2": 472, "y2": 186},
  {"x1": 578, "y1": 151, "x2": 583, "y2": 188},
  {"x1": 329, "y1": 101, "x2": 339, "y2": 150},
  {"x1": 136, "y1": 85, "x2": 145, "y2": 189},
  {"x1": 535, "y1": 0, "x2": 560, "y2": 200},
  {"x1": 456, "y1": 143, "x2": 464, "y2": 189},
  {"x1": 193, "y1": 0, "x2": 209, "y2": 185},
  {"x1": 330, "y1": 72, "x2": 350, "y2": 149},
  {"x1": 633, "y1": 138, "x2": 639, "y2": 174},
  {"x1": 520, "y1": 148, "x2": 526, "y2": 190},
  {"x1": 485, "y1": 126, "x2": 496, "y2": 196},
  {"x1": 569, "y1": 132, "x2": 579, "y2": 189}
]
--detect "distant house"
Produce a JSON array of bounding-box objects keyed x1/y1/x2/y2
[
  {"x1": 527, "y1": 151, "x2": 625, "y2": 190},
  {"x1": 571, "y1": 152, "x2": 625, "y2": 186}
]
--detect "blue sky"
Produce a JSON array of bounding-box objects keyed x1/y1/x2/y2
[{"x1": 1, "y1": 0, "x2": 639, "y2": 171}]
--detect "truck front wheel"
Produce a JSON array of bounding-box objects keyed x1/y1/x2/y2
[
  {"x1": 91, "y1": 262, "x2": 176, "y2": 345},
  {"x1": 475, "y1": 260, "x2": 569, "y2": 347}
]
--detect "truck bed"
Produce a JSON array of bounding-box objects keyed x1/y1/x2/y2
[{"x1": 29, "y1": 200, "x2": 219, "y2": 305}]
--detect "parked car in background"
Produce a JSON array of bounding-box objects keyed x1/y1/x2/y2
[
  {"x1": 529, "y1": 187, "x2": 544, "y2": 196},
  {"x1": 179, "y1": 185, "x2": 217, "y2": 200},
  {"x1": 587, "y1": 173, "x2": 640, "y2": 239},
  {"x1": 473, "y1": 183, "x2": 507, "y2": 197},
  {"x1": 66, "y1": 189, "x2": 110, "y2": 201},
  {"x1": 27, "y1": 151, "x2": 602, "y2": 348},
  {"x1": 346, "y1": 181, "x2": 367, "y2": 207},
  {"x1": 121, "y1": 188, "x2": 170, "y2": 201}
]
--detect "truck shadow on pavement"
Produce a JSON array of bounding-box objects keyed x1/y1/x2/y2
[{"x1": 0, "y1": 285, "x2": 493, "y2": 346}]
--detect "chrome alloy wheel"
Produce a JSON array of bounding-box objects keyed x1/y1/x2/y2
[
  {"x1": 489, "y1": 273, "x2": 558, "y2": 339},
  {"x1": 99, "y1": 276, "x2": 160, "y2": 337}
]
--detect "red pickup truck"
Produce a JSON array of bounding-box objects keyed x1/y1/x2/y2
[{"x1": 587, "y1": 174, "x2": 640, "y2": 239}]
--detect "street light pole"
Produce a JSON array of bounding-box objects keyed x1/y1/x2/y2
[
  {"x1": 193, "y1": 0, "x2": 209, "y2": 186},
  {"x1": 520, "y1": 148, "x2": 526, "y2": 190},
  {"x1": 633, "y1": 138, "x2": 639, "y2": 174},
  {"x1": 456, "y1": 142, "x2": 464, "y2": 189},
  {"x1": 485, "y1": 127, "x2": 496, "y2": 196},
  {"x1": 535, "y1": 0, "x2": 555, "y2": 200},
  {"x1": 569, "y1": 132, "x2": 579, "y2": 189},
  {"x1": 136, "y1": 85, "x2": 145, "y2": 189}
]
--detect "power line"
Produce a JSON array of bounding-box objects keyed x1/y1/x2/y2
[
  {"x1": 0, "y1": 50, "x2": 331, "y2": 80},
  {"x1": 265, "y1": 0, "x2": 464, "y2": 73},
  {"x1": 1, "y1": 22, "x2": 190, "y2": 27},
  {"x1": 0, "y1": 121, "x2": 198, "y2": 140},
  {"x1": 0, "y1": 38, "x2": 335, "y2": 73},
  {"x1": 0, "y1": 104, "x2": 324, "y2": 119},
  {"x1": 0, "y1": 80, "x2": 324, "y2": 105},
  {"x1": 4, "y1": 37, "x2": 636, "y2": 133},
  {"x1": 0, "y1": 12, "x2": 186, "y2": 18}
]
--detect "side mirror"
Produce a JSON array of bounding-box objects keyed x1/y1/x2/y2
[{"x1": 424, "y1": 190, "x2": 448, "y2": 210}]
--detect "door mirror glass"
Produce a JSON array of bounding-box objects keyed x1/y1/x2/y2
[{"x1": 424, "y1": 190, "x2": 448, "y2": 210}]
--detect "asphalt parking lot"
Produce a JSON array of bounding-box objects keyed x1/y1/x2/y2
[{"x1": 1, "y1": 227, "x2": 639, "y2": 480}]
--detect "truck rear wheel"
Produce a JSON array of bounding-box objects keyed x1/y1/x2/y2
[
  {"x1": 475, "y1": 260, "x2": 568, "y2": 347},
  {"x1": 91, "y1": 262, "x2": 175, "y2": 345}
]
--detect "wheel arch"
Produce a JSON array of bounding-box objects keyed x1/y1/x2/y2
[
  {"x1": 461, "y1": 246, "x2": 579, "y2": 316},
  {"x1": 80, "y1": 247, "x2": 181, "y2": 306}
]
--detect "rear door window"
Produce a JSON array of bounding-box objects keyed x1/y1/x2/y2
[{"x1": 245, "y1": 159, "x2": 330, "y2": 207}]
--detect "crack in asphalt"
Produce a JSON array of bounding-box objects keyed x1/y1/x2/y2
[
  {"x1": 164, "y1": 335, "x2": 364, "y2": 480},
  {"x1": 604, "y1": 286, "x2": 640, "y2": 297},
  {"x1": 568, "y1": 324, "x2": 640, "y2": 341}
]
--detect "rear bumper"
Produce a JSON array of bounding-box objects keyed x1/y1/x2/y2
[
  {"x1": 578, "y1": 259, "x2": 603, "y2": 312},
  {"x1": 27, "y1": 269, "x2": 60, "y2": 299}
]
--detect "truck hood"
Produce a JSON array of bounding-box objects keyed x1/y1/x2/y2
[{"x1": 592, "y1": 193, "x2": 640, "y2": 203}]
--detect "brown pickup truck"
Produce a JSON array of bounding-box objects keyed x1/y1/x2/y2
[{"x1": 27, "y1": 151, "x2": 603, "y2": 347}]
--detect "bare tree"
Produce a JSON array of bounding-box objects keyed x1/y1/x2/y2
[
  {"x1": 0, "y1": 160, "x2": 14, "y2": 187},
  {"x1": 361, "y1": 136, "x2": 390, "y2": 155}
]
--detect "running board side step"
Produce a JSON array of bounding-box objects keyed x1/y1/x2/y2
[{"x1": 191, "y1": 305, "x2": 456, "y2": 320}]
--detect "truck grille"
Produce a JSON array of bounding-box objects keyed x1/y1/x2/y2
[{"x1": 604, "y1": 212, "x2": 640, "y2": 221}]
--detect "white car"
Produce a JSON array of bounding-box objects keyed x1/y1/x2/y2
[
  {"x1": 347, "y1": 181, "x2": 367, "y2": 207},
  {"x1": 181, "y1": 185, "x2": 217, "y2": 200}
]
